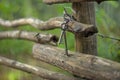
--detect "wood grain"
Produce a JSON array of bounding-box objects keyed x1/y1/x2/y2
[
  {"x1": 72, "y1": 2, "x2": 97, "y2": 55},
  {"x1": 0, "y1": 56, "x2": 79, "y2": 80},
  {"x1": 33, "y1": 43, "x2": 120, "y2": 80}
]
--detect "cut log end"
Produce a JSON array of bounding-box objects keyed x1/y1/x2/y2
[
  {"x1": 50, "y1": 35, "x2": 59, "y2": 43},
  {"x1": 80, "y1": 26, "x2": 98, "y2": 37}
]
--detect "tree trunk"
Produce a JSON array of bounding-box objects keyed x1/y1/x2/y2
[{"x1": 72, "y1": 2, "x2": 97, "y2": 55}]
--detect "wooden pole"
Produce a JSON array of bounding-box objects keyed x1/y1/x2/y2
[
  {"x1": 0, "y1": 56, "x2": 79, "y2": 80},
  {"x1": 72, "y1": 2, "x2": 97, "y2": 55},
  {"x1": 33, "y1": 43, "x2": 120, "y2": 80}
]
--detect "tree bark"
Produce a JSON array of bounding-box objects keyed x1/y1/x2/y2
[
  {"x1": 0, "y1": 56, "x2": 79, "y2": 80},
  {"x1": 43, "y1": 0, "x2": 117, "y2": 4},
  {"x1": 72, "y1": 2, "x2": 97, "y2": 55},
  {"x1": 0, "y1": 18, "x2": 97, "y2": 37},
  {"x1": 0, "y1": 30, "x2": 58, "y2": 45},
  {"x1": 33, "y1": 43, "x2": 120, "y2": 80}
]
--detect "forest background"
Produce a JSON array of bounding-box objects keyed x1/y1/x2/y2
[{"x1": 0, "y1": 0, "x2": 120, "y2": 80}]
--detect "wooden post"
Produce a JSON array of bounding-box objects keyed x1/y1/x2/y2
[{"x1": 72, "y1": 2, "x2": 97, "y2": 55}]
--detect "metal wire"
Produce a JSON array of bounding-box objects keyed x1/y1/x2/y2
[{"x1": 98, "y1": 33, "x2": 120, "y2": 41}]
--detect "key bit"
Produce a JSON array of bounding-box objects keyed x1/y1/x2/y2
[{"x1": 58, "y1": 30, "x2": 64, "y2": 44}]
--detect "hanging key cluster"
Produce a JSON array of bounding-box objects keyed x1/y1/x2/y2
[{"x1": 58, "y1": 8, "x2": 73, "y2": 56}]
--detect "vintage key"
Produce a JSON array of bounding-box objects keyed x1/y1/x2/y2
[
  {"x1": 58, "y1": 22, "x2": 69, "y2": 56},
  {"x1": 58, "y1": 30, "x2": 64, "y2": 44},
  {"x1": 58, "y1": 8, "x2": 71, "y2": 56}
]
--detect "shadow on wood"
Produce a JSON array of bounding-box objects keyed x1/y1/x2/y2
[{"x1": 43, "y1": 0, "x2": 118, "y2": 4}]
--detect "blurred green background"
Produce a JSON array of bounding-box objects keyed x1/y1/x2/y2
[{"x1": 0, "y1": 0, "x2": 120, "y2": 80}]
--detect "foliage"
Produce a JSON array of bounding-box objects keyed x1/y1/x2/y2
[{"x1": 96, "y1": 1, "x2": 120, "y2": 61}]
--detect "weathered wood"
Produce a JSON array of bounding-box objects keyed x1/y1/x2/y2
[
  {"x1": 0, "y1": 17, "x2": 97, "y2": 37},
  {"x1": 0, "y1": 17, "x2": 61, "y2": 29},
  {"x1": 0, "y1": 56, "x2": 79, "y2": 80},
  {"x1": 0, "y1": 30, "x2": 58, "y2": 45},
  {"x1": 33, "y1": 43, "x2": 120, "y2": 80},
  {"x1": 68, "y1": 20, "x2": 98, "y2": 37},
  {"x1": 43, "y1": 0, "x2": 117, "y2": 4},
  {"x1": 72, "y1": 2, "x2": 97, "y2": 55}
]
